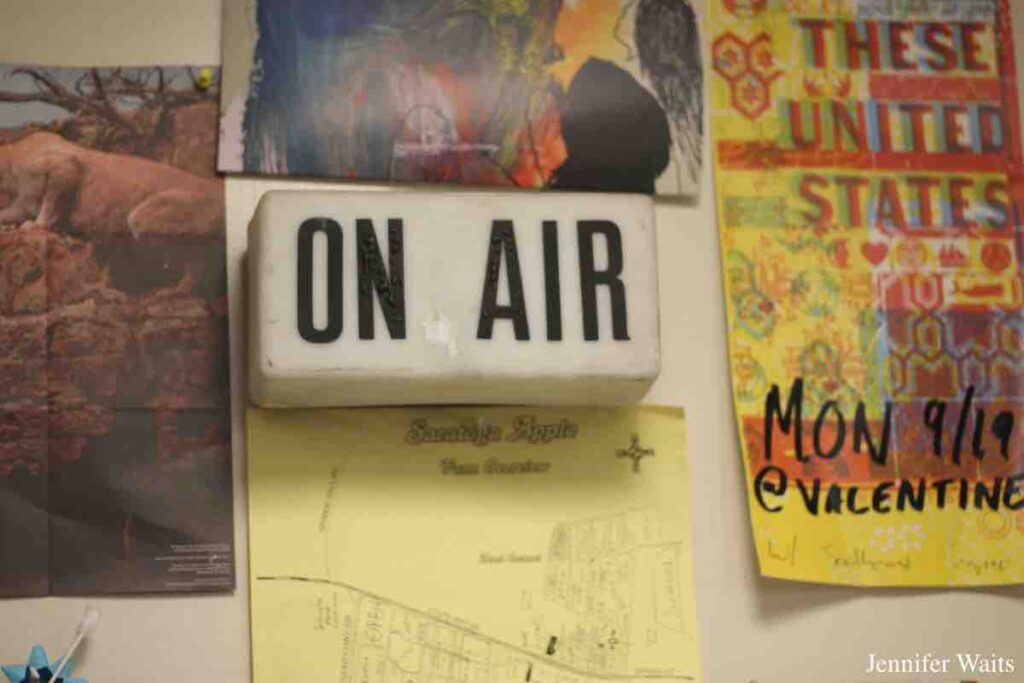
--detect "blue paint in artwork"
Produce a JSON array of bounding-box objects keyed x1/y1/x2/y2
[
  {"x1": 291, "y1": 0, "x2": 378, "y2": 39},
  {"x1": 243, "y1": 0, "x2": 383, "y2": 174}
]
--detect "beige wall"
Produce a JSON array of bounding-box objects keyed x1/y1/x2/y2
[{"x1": 0, "y1": 1, "x2": 1021, "y2": 680}]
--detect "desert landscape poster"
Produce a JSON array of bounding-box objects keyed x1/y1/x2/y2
[{"x1": 0, "y1": 65, "x2": 233, "y2": 596}]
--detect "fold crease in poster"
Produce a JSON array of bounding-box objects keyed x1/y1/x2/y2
[{"x1": 710, "y1": 0, "x2": 1024, "y2": 586}]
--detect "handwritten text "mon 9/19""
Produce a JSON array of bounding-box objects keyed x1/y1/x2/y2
[{"x1": 763, "y1": 378, "x2": 1018, "y2": 466}]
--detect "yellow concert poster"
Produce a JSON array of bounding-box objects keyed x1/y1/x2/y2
[{"x1": 710, "y1": 0, "x2": 1024, "y2": 585}]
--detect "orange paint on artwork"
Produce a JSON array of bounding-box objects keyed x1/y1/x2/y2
[
  {"x1": 510, "y1": 94, "x2": 567, "y2": 186},
  {"x1": 424, "y1": 61, "x2": 485, "y2": 142},
  {"x1": 549, "y1": 0, "x2": 631, "y2": 87}
]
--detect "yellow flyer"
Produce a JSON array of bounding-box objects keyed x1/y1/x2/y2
[
  {"x1": 710, "y1": 0, "x2": 1024, "y2": 585},
  {"x1": 247, "y1": 406, "x2": 700, "y2": 682}
]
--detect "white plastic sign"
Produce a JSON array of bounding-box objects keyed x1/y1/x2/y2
[{"x1": 248, "y1": 191, "x2": 660, "y2": 406}]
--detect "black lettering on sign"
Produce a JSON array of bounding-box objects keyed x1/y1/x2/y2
[
  {"x1": 478, "y1": 220, "x2": 530, "y2": 340},
  {"x1": 753, "y1": 465, "x2": 787, "y2": 513},
  {"x1": 923, "y1": 398, "x2": 947, "y2": 457},
  {"x1": 993, "y1": 411, "x2": 1015, "y2": 459},
  {"x1": 543, "y1": 220, "x2": 562, "y2": 341},
  {"x1": 853, "y1": 402, "x2": 892, "y2": 466},
  {"x1": 357, "y1": 218, "x2": 406, "y2": 340},
  {"x1": 764, "y1": 378, "x2": 805, "y2": 463},
  {"x1": 951, "y1": 384, "x2": 975, "y2": 465},
  {"x1": 577, "y1": 221, "x2": 629, "y2": 341},
  {"x1": 297, "y1": 217, "x2": 343, "y2": 343},
  {"x1": 813, "y1": 400, "x2": 845, "y2": 460}
]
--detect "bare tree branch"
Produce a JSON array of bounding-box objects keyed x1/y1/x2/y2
[{"x1": 0, "y1": 66, "x2": 214, "y2": 156}]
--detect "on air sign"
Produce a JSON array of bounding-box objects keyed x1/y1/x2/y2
[{"x1": 248, "y1": 191, "x2": 660, "y2": 406}]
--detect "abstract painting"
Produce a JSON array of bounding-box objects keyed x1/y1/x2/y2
[{"x1": 220, "y1": 0, "x2": 703, "y2": 195}]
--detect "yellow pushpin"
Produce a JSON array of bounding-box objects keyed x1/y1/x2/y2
[{"x1": 195, "y1": 67, "x2": 215, "y2": 92}]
